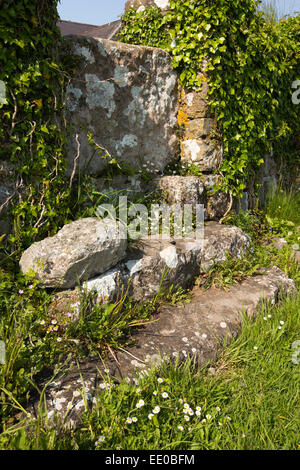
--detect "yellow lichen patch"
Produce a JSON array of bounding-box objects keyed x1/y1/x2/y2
[
  {"x1": 177, "y1": 109, "x2": 189, "y2": 126},
  {"x1": 198, "y1": 73, "x2": 207, "y2": 83}
]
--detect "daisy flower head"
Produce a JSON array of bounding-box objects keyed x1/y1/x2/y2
[
  {"x1": 132, "y1": 417, "x2": 138, "y2": 423},
  {"x1": 153, "y1": 406, "x2": 160, "y2": 414},
  {"x1": 184, "y1": 415, "x2": 190, "y2": 422},
  {"x1": 183, "y1": 403, "x2": 190, "y2": 409},
  {"x1": 136, "y1": 399, "x2": 145, "y2": 408},
  {"x1": 188, "y1": 409, "x2": 194, "y2": 416},
  {"x1": 148, "y1": 413, "x2": 154, "y2": 420},
  {"x1": 196, "y1": 410, "x2": 201, "y2": 417},
  {"x1": 177, "y1": 425, "x2": 184, "y2": 431},
  {"x1": 157, "y1": 378, "x2": 163, "y2": 384},
  {"x1": 126, "y1": 417, "x2": 132, "y2": 424},
  {"x1": 95, "y1": 436, "x2": 105, "y2": 446},
  {"x1": 162, "y1": 392, "x2": 169, "y2": 399}
]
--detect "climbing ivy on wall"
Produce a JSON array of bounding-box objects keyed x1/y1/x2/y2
[
  {"x1": 120, "y1": 0, "x2": 300, "y2": 196},
  {"x1": 0, "y1": 0, "x2": 73, "y2": 251}
]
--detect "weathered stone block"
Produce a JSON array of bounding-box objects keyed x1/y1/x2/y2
[
  {"x1": 184, "y1": 118, "x2": 214, "y2": 139},
  {"x1": 183, "y1": 81, "x2": 210, "y2": 119},
  {"x1": 155, "y1": 175, "x2": 206, "y2": 206},
  {"x1": 64, "y1": 36, "x2": 178, "y2": 176}
]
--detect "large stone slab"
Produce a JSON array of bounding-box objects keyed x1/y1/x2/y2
[
  {"x1": 19, "y1": 217, "x2": 127, "y2": 289},
  {"x1": 64, "y1": 36, "x2": 178, "y2": 176},
  {"x1": 30, "y1": 266, "x2": 296, "y2": 427}
]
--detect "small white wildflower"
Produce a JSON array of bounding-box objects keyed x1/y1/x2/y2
[
  {"x1": 153, "y1": 406, "x2": 160, "y2": 414},
  {"x1": 279, "y1": 321, "x2": 285, "y2": 325},
  {"x1": 188, "y1": 409, "x2": 194, "y2": 416},
  {"x1": 226, "y1": 416, "x2": 231, "y2": 421},
  {"x1": 278, "y1": 326, "x2": 282, "y2": 330},
  {"x1": 136, "y1": 388, "x2": 141, "y2": 393},
  {"x1": 148, "y1": 413, "x2": 154, "y2": 420},
  {"x1": 254, "y1": 346, "x2": 258, "y2": 350},
  {"x1": 40, "y1": 320, "x2": 45, "y2": 325},
  {"x1": 196, "y1": 410, "x2": 201, "y2": 417},
  {"x1": 268, "y1": 314, "x2": 272, "y2": 318},
  {"x1": 216, "y1": 407, "x2": 221, "y2": 412},
  {"x1": 196, "y1": 406, "x2": 201, "y2": 412},
  {"x1": 263, "y1": 317, "x2": 267, "y2": 320},
  {"x1": 179, "y1": 399, "x2": 183, "y2": 404},
  {"x1": 157, "y1": 378, "x2": 163, "y2": 384},
  {"x1": 184, "y1": 415, "x2": 190, "y2": 422},
  {"x1": 206, "y1": 414, "x2": 211, "y2": 420},
  {"x1": 201, "y1": 419, "x2": 207, "y2": 423},
  {"x1": 126, "y1": 417, "x2": 132, "y2": 424},
  {"x1": 56, "y1": 337, "x2": 62, "y2": 342},
  {"x1": 95, "y1": 435, "x2": 105, "y2": 446},
  {"x1": 136, "y1": 400, "x2": 145, "y2": 408},
  {"x1": 162, "y1": 392, "x2": 169, "y2": 399},
  {"x1": 132, "y1": 417, "x2": 137, "y2": 423},
  {"x1": 177, "y1": 425, "x2": 184, "y2": 431},
  {"x1": 183, "y1": 403, "x2": 190, "y2": 409},
  {"x1": 153, "y1": 391, "x2": 158, "y2": 396}
]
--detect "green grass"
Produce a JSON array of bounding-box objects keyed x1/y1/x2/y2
[{"x1": 0, "y1": 186, "x2": 299, "y2": 449}]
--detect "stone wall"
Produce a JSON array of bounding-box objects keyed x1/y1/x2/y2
[{"x1": 64, "y1": 35, "x2": 179, "y2": 176}]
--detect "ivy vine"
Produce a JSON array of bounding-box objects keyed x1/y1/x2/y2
[{"x1": 120, "y1": 0, "x2": 300, "y2": 197}]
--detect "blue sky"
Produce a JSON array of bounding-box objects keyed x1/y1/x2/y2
[{"x1": 57, "y1": 0, "x2": 299, "y2": 26}]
